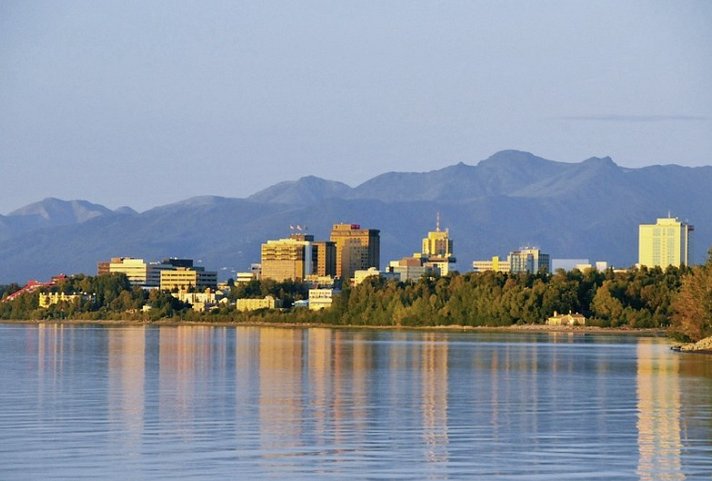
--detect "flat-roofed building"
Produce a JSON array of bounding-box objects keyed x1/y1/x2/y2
[
  {"x1": 103, "y1": 257, "x2": 176, "y2": 287},
  {"x1": 97, "y1": 261, "x2": 110, "y2": 276},
  {"x1": 261, "y1": 235, "x2": 314, "y2": 282},
  {"x1": 108, "y1": 257, "x2": 151, "y2": 286},
  {"x1": 171, "y1": 289, "x2": 223, "y2": 312},
  {"x1": 160, "y1": 267, "x2": 217, "y2": 291},
  {"x1": 236, "y1": 295, "x2": 282, "y2": 312},
  {"x1": 472, "y1": 256, "x2": 511, "y2": 273},
  {"x1": 309, "y1": 289, "x2": 339, "y2": 311},
  {"x1": 330, "y1": 223, "x2": 380, "y2": 281},
  {"x1": 639, "y1": 216, "x2": 694, "y2": 268},
  {"x1": 388, "y1": 257, "x2": 434, "y2": 281},
  {"x1": 509, "y1": 247, "x2": 550, "y2": 274},
  {"x1": 312, "y1": 241, "x2": 336, "y2": 276}
]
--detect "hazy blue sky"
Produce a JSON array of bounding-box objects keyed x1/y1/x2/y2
[{"x1": 2, "y1": 0, "x2": 711, "y2": 213}]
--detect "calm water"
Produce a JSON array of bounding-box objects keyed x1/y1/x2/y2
[{"x1": 0, "y1": 324, "x2": 710, "y2": 480}]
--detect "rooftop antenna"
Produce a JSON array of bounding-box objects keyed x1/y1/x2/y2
[{"x1": 436, "y1": 212, "x2": 441, "y2": 232}]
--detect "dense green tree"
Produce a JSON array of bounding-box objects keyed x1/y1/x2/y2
[{"x1": 671, "y1": 250, "x2": 712, "y2": 341}]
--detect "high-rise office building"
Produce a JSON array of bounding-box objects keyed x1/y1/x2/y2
[
  {"x1": 418, "y1": 214, "x2": 456, "y2": 275},
  {"x1": 102, "y1": 257, "x2": 176, "y2": 287},
  {"x1": 639, "y1": 217, "x2": 693, "y2": 268},
  {"x1": 312, "y1": 241, "x2": 336, "y2": 277},
  {"x1": 261, "y1": 235, "x2": 314, "y2": 282},
  {"x1": 330, "y1": 223, "x2": 380, "y2": 280},
  {"x1": 509, "y1": 247, "x2": 550, "y2": 274}
]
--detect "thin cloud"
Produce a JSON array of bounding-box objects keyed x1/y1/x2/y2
[{"x1": 558, "y1": 114, "x2": 708, "y2": 122}]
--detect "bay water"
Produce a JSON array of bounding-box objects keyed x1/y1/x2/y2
[{"x1": 1, "y1": 324, "x2": 710, "y2": 480}]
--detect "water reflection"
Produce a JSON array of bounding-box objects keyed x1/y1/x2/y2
[
  {"x1": 108, "y1": 327, "x2": 145, "y2": 455},
  {"x1": 420, "y1": 333, "x2": 449, "y2": 468},
  {"x1": 636, "y1": 339, "x2": 683, "y2": 481},
  {"x1": 258, "y1": 327, "x2": 304, "y2": 468}
]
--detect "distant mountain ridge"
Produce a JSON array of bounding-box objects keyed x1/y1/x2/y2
[{"x1": 1, "y1": 150, "x2": 710, "y2": 283}]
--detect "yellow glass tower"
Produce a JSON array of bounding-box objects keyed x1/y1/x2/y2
[{"x1": 638, "y1": 217, "x2": 693, "y2": 268}]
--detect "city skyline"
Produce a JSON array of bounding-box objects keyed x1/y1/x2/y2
[{"x1": 2, "y1": 1, "x2": 711, "y2": 213}]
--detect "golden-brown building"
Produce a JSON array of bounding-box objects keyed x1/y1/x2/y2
[
  {"x1": 330, "y1": 223, "x2": 380, "y2": 280},
  {"x1": 261, "y1": 236, "x2": 312, "y2": 282},
  {"x1": 312, "y1": 241, "x2": 336, "y2": 277},
  {"x1": 546, "y1": 311, "x2": 586, "y2": 326},
  {"x1": 261, "y1": 234, "x2": 336, "y2": 281},
  {"x1": 236, "y1": 296, "x2": 282, "y2": 312},
  {"x1": 160, "y1": 267, "x2": 218, "y2": 291},
  {"x1": 38, "y1": 292, "x2": 81, "y2": 308}
]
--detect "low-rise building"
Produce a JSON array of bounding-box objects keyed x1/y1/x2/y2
[
  {"x1": 509, "y1": 247, "x2": 550, "y2": 274},
  {"x1": 236, "y1": 296, "x2": 282, "y2": 312},
  {"x1": 387, "y1": 257, "x2": 435, "y2": 281},
  {"x1": 547, "y1": 311, "x2": 586, "y2": 326},
  {"x1": 160, "y1": 267, "x2": 217, "y2": 291},
  {"x1": 171, "y1": 289, "x2": 224, "y2": 312},
  {"x1": 38, "y1": 292, "x2": 81, "y2": 308},
  {"x1": 102, "y1": 257, "x2": 176, "y2": 287},
  {"x1": 472, "y1": 256, "x2": 511, "y2": 273},
  {"x1": 309, "y1": 289, "x2": 339, "y2": 311},
  {"x1": 353, "y1": 267, "x2": 399, "y2": 285}
]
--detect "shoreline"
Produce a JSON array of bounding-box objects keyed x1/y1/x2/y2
[{"x1": 0, "y1": 318, "x2": 668, "y2": 337}]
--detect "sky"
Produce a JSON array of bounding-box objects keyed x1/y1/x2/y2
[{"x1": 1, "y1": 0, "x2": 711, "y2": 213}]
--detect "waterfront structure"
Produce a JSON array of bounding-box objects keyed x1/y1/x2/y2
[
  {"x1": 236, "y1": 295, "x2": 282, "y2": 312},
  {"x1": 547, "y1": 311, "x2": 586, "y2": 326},
  {"x1": 639, "y1": 216, "x2": 694, "y2": 268},
  {"x1": 509, "y1": 247, "x2": 550, "y2": 274},
  {"x1": 160, "y1": 267, "x2": 218, "y2": 291},
  {"x1": 309, "y1": 289, "x2": 339, "y2": 311},
  {"x1": 171, "y1": 289, "x2": 224, "y2": 312},
  {"x1": 38, "y1": 292, "x2": 81, "y2": 308},
  {"x1": 330, "y1": 223, "x2": 380, "y2": 280},
  {"x1": 472, "y1": 256, "x2": 511, "y2": 273},
  {"x1": 416, "y1": 214, "x2": 456, "y2": 275}
]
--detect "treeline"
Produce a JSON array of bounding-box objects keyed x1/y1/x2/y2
[
  {"x1": 1, "y1": 258, "x2": 710, "y2": 341},
  {"x1": 326, "y1": 266, "x2": 686, "y2": 329}
]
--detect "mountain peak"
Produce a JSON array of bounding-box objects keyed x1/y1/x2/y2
[
  {"x1": 582, "y1": 156, "x2": 616, "y2": 167},
  {"x1": 9, "y1": 198, "x2": 113, "y2": 224},
  {"x1": 249, "y1": 176, "x2": 353, "y2": 204}
]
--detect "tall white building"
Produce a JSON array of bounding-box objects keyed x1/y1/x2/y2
[{"x1": 639, "y1": 217, "x2": 693, "y2": 268}]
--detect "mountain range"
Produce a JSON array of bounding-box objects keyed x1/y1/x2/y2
[{"x1": 1, "y1": 150, "x2": 710, "y2": 283}]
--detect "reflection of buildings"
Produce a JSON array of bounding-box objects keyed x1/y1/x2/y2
[
  {"x1": 420, "y1": 333, "x2": 449, "y2": 464},
  {"x1": 259, "y1": 328, "x2": 303, "y2": 462},
  {"x1": 307, "y1": 328, "x2": 333, "y2": 446},
  {"x1": 108, "y1": 327, "x2": 146, "y2": 453},
  {"x1": 636, "y1": 340, "x2": 683, "y2": 481},
  {"x1": 158, "y1": 326, "x2": 213, "y2": 435}
]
